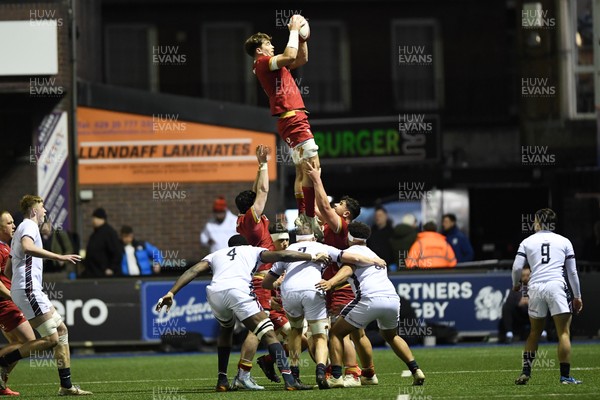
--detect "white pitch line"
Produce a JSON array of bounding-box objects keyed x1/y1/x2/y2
[{"x1": 14, "y1": 367, "x2": 599, "y2": 387}]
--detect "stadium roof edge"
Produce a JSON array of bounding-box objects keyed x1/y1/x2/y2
[{"x1": 77, "y1": 80, "x2": 276, "y2": 134}]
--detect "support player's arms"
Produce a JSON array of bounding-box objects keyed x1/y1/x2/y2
[
  {"x1": 315, "y1": 264, "x2": 355, "y2": 292},
  {"x1": 252, "y1": 145, "x2": 269, "y2": 216},
  {"x1": 304, "y1": 161, "x2": 342, "y2": 232},
  {"x1": 156, "y1": 261, "x2": 210, "y2": 312}
]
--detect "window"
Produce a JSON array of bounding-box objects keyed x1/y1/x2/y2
[
  {"x1": 391, "y1": 19, "x2": 444, "y2": 110},
  {"x1": 104, "y1": 25, "x2": 158, "y2": 91},
  {"x1": 201, "y1": 23, "x2": 254, "y2": 104},
  {"x1": 296, "y1": 21, "x2": 350, "y2": 113},
  {"x1": 561, "y1": 0, "x2": 595, "y2": 118}
]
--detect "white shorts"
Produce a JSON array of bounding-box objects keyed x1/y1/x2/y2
[
  {"x1": 206, "y1": 287, "x2": 261, "y2": 326},
  {"x1": 291, "y1": 138, "x2": 319, "y2": 165},
  {"x1": 528, "y1": 281, "x2": 571, "y2": 318},
  {"x1": 341, "y1": 296, "x2": 400, "y2": 330},
  {"x1": 11, "y1": 289, "x2": 53, "y2": 320},
  {"x1": 282, "y1": 290, "x2": 327, "y2": 321}
]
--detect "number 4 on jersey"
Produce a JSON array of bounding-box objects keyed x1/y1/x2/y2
[{"x1": 227, "y1": 248, "x2": 237, "y2": 260}]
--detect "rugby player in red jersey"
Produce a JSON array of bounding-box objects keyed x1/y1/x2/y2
[
  {"x1": 244, "y1": 15, "x2": 321, "y2": 239},
  {"x1": 305, "y1": 161, "x2": 381, "y2": 387}
]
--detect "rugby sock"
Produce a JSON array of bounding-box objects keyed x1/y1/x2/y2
[
  {"x1": 58, "y1": 368, "x2": 72, "y2": 389},
  {"x1": 290, "y1": 365, "x2": 300, "y2": 379},
  {"x1": 217, "y1": 347, "x2": 231, "y2": 376},
  {"x1": 302, "y1": 186, "x2": 315, "y2": 217},
  {"x1": 560, "y1": 362, "x2": 570, "y2": 378},
  {"x1": 406, "y1": 360, "x2": 420, "y2": 375},
  {"x1": 238, "y1": 358, "x2": 252, "y2": 379},
  {"x1": 268, "y1": 342, "x2": 291, "y2": 374},
  {"x1": 316, "y1": 363, "x2": 326, "y2": 377},
  {"x1": 522, "y1": 351, "x2": 536, "y2": 376},
  {"x1": 362, "y1": 366, "x2": 376, "y2": 378},
  {"x1": 331, "y1": 365, "x2": 343, "y2": 379},
  {"x1": 295, "y1": 192, "x2": 305, "y2": 215},
  {"x1": 0, "y1": 350, "x2": 23, "y2": 367},
  {"x1": 344, "y1": 364, "x2": 361, "y2": 378}
]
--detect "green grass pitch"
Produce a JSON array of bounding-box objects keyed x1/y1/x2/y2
[{"x1": 7, "y1": 342, "x2": 599, "y2": 399}]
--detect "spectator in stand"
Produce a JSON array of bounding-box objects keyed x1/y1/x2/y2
[
  {"x1": 406, "y1": 221, "x2": 456, "y2": 268},
  {"x1": 442, "y1": 213, "x2": 474, "y2": 263},
  {"x1": 120, "y1": 225, "x2": 162, "y2": 276},
  {"x1": 200, "y1": 196, "x2": 238, "y2": 253},
  {"x1": 367, "y1": 206, "x2": 394, "y2": 266},
  {"x1": 390, "y1": 214, "x2": 418, "y2": 269},
  {"x1": 83, "y1": 208, "x2": 122, "y2": 277},
  {"x1": 40, "y1": 221, "x2": 75, "y2": 274}
]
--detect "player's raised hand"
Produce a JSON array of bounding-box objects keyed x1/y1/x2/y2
[
  {"x1": 287, "y1": 14, "x2": 303, "y2": 31},
  {"x1": 256, "y1": 144, "x2": 270, "y2": 164},
  {"x1": 303, "y1": 160, "x2": 321, "y2": 181},
  {"x1": 59, "y1": 254, "x2": 82, "y2": 264},
  {"x1": 315, "y1": 279, "x2": 332, "y2": 292},
  {"x1": 156, "y1": 292, "x2": 174, "y2": 313}
]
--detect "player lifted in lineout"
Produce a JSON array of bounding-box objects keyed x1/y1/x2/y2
[{"x1": 244, "y1": 14, "x2": 322, "y2": 239}]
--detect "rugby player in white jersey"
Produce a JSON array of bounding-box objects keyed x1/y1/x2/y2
[
  {"x1": 156, "y1": 234, "x2": 331, "y2": 391},
  {"x1": 262, "y1": 223, "x2": 387, "y2": 389},
  {"x1": 316, "y1": 221, "x2": 425, "y2": 388},
  {"x1": 0, "y1": 195, "x2": 91, "y2": 395},
  {"x1": 512, "y1": 208, "x2": 583, "y2": 385}
]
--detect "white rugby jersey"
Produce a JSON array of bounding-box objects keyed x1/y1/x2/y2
[
  {"x1": 270, "y1": 241, "x2": 342, "y2": 292},
  {"x1": 512, "y1": 230, "x2": 581, "y2": 298},
  {"x1": 10, "y1": 219, "x2": 44, "y2": 290},
  {"x1": 344, "y1": 245, "x2": 397, "y2": 298},
  {"x1": 203, "y1": 245, "x2": 267, "y2": 292}
]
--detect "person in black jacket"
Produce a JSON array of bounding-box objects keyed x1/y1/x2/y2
[
  {"x1": 367, "y1": 206, "x2": 395, "y2": 266},
  {"x1": 83, "y1": 208, "x2": 122, "y2": 277}
]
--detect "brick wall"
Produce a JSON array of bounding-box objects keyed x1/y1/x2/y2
[{"x1": 79, "y1": 181, "x2": 282, "y2": 266}]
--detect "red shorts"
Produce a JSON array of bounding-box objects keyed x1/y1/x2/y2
[
  {"x1": 269, "y1": 310, "x2": 289, "y2": 332},
  {"x1": 277, "y1": 112, "x2": 313, "y2": 148},
  {"x1": 327, "y1": 285, "x2": 356, "y2": 316},
  {"x1": 0, "y1": 301, "x2": 27, "y2": 333}
]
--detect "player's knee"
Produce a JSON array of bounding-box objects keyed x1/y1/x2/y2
[
  {"x1": 253, "y1": 318, "x2": 274, "y2": 341},
  {"x1": 35, "y1": 315, "x2": 60, "y2": 341}
]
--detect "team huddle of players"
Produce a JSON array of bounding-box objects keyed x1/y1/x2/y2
[{"x1": 155, "y1": 14, "x2": 425, "y2": 391}]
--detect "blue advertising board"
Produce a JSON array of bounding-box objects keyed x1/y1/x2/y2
[
  {"x1": 140, "y1": 271, "x2": 513, "y2": 341},
  {"x1": 141, "y1": 281, "x2": 219, "y2": 341},
  {"x1": 389, "y1": 271, "x2": 513, "y2": 333}
]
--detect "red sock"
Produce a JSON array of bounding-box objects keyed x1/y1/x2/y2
[
  {"x1": 362, "y1": 366, "x2": 375, "y2": 378},
  {"x1": 295, "y1": 192, "x2": 305, "y2": 215},
  {"x1": 238, "y1": 359, "x2": 252, "y2": 372},
  {"x1": 344, "y1": 365, "x2": 361, "y2": 377},
  {"x1": 302, "y1": 186, "x2": 315, "y2": 217}
]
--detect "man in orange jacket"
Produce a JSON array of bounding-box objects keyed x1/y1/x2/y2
[{"x1": 406, "y1": 221, "x2": 457, "y2": 268}]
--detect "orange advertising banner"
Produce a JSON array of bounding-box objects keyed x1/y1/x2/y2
[{"x1": 77, "y1": 107, "x2": 277, "y2": 184}]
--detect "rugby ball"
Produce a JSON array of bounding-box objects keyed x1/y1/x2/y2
[{"x1": 299, "y1": 18, "x2": 310, "y2": 42}]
